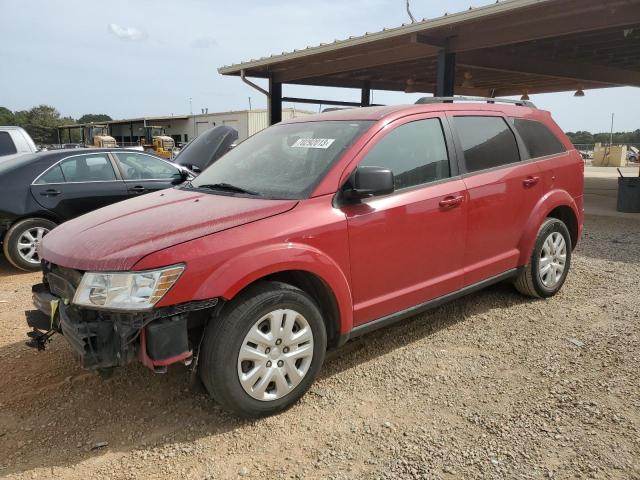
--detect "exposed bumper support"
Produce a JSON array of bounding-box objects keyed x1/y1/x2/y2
[{"x1": 26, "y1": 283, "x2": 218, "y2": 372}]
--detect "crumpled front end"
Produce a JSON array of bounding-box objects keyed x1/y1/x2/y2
[{"x1": 25, "y1": 261, "x2": 216, "y2": 373}]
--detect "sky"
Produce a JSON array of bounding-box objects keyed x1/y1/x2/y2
[{"x1": 0, "y1": 0, "x2": 638, "y2": 133}]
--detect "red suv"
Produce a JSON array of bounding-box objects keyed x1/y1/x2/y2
[{"x1": 26, "y1": 98, "x2": 583, "y2": 418}]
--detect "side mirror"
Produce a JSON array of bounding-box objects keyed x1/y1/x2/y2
[
  {"x1": 343, "y1": 166, "x2": 394, "y2": 201},
  {"x1": 171, "y1": 169, "x2": 189, "y2": 185}
]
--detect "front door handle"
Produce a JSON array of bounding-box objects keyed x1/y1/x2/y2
[
  {"x1": 130, "y1": 185, "x2": 146, "y2": 194},
  {"x1": 40, "y1": 189, "x2": 61, "y2": 196},
  {"x1": 439, "y1": 195, "x2": 464, "y2": 209},
  {"x1": 523, "y1": 176, "x2": 540, "y2": 188}
]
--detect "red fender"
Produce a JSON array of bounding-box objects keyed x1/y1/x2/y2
[
  {"x1": 517, "y1": 189, "x2": 580, "y2": 266},
  {"x1": 194, "y1": 243, "x2": 354, "y2": 334}
]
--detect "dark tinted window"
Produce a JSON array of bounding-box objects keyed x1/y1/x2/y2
[
  {"x1": 35, "y1": 165, "x2": 65, "y2": 184},
  {"x1": 360, "y1": 119, "x2": 450, "y2": 190},
  {"x1": 0, "y1": 132, "x2": 17, "y2": 156},
  {"x1": 512, "y1": 118, "x2": 566, "y2": 158},
  {"x1": 453, "y1": 116, "x2": 520, "y2": 172},
  {"x1": 60, "y1": 154, "x2": 116, "y2": 182}
]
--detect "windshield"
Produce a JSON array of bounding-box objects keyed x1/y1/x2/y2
[{"x1": 188, "y1": 120, "x2": 372, "y2": 199}]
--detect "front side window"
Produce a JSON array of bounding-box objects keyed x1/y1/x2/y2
[
  {"x1": 359, "y1": 118, "x2": 450, "y2": 190},
  {"x1": 0, "y1": 131, "x2": 17, "y2": 156},
  {"x1": 114, "y1": 152, "x2": 178, "y2": 180},
  {"x1": 59, "y1": 154, "x2": 117, "y2": 182},
  {"x1": 189, "y1": 121, "x2": 372, "y2": 199},
  {"x1": 453, "y1": 116, "x2": 520, "y2": 173},
  {"x1": 512, "y1": 118, "x2": 566, "y2": 158}
]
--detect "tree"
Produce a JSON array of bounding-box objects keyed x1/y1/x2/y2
[
  {"x1": 0, "y1": 107, "x2": 15, "y2": 125},
  {"x1": 21, "y1": 105, "x2": 65, "y2": 145},
  {"x1": 77, "y1": 113, "x2": 112, "y2": 124}
]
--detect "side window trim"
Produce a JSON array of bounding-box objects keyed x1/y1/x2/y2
[
  {"x1": 447, "y1": 113, "x2": 523, "y2": 176},
  {"x1": 505, "y1": 116, "x2": 531, "y2": 162},
  {"x1": 31, "y1": 152, "x2": 122, "y2": 185}
]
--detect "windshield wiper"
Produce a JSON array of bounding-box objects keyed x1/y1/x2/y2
[{"x1": 195, "y1": 183, "x2": 261, "y2": 196}]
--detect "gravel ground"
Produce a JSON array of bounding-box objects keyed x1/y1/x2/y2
[{"x1": 0, "y1": 214, "x2": 639, "y2": 480}]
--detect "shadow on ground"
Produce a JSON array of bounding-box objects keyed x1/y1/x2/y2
[{"x1": 0, "y1": 256, "x2": 32, "y2": 279}]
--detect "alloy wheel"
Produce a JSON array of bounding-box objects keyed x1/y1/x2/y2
[{"x1": 17, "y1": 227, "x2": 49, "y2": 265}]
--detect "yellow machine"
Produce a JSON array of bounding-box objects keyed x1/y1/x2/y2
[
  {"x1": 84, "y1": 125, "x2": 118, "y2": 148},
  {"x1": 140, "y1": 126, "x2": 175, "y2": 159}
]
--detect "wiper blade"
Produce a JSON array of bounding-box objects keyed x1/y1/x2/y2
[{"x1": 195, "y1": 183, "x2": 261, "y2": 196}]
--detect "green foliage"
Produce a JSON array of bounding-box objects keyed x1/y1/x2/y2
[
  {"x1": 22, "y1": 105, "x2": 65, "y2": 144},
  {"x1": 567, "y1": 129, "x2": 640, "y2": 145},
  {"x1": 77, "y1": 113, "x2": 112, "y2": 124},
  {"x1": 0, "y1": 105, "x2": 113, "y2": 146},
  {"x1": 0, "y1": 107, "x2": 15, "y2": 125}
]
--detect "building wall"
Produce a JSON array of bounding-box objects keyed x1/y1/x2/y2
[{"x1": 105, "y1": 108, "x2": 314, "y2": 147}]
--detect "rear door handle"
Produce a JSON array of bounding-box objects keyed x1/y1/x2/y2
[
  {"x1": 130, "y1": 185, "x2": 146, "y2": 194},
  {"x1": 523, "y1": 176, "x2": 540, "y2": 187},
  {"x1": 439, "y1": 195, "x2": 464, "y2": 209},
  {"x1": 40, "y1": 189, "x2": 61, "y2": 196}
]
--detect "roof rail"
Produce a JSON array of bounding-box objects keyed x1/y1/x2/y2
[{"x1": 415, "y1": 96, "x2": 536, "y2": 108}]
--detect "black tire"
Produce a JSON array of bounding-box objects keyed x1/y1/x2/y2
[
  {"x1": 2, "y1": 218, "x2": 57, "y2": 271},
  {"x1": 514, "y1": 217, "x2": 572, "y2": 298},
  {"x1": 199, "y1": 281, "x2": 327, "y2": 418}
]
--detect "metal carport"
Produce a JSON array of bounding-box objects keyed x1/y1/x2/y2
[{"x1": 218, "y1": 0, "x2": 640, "y2": 125}]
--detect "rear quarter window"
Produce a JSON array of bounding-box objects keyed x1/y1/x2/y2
[
  {"x1": 453, "y1": 116, "x2": 520, "y2": 173},
  {"x1": 512, "y1": 118, "x2": 566, "y2": 158},
  {"x1": 0, "y1": 131, "x2": 17, "y2": 156},
  {"x1": 35, "y1": 165, "x2": 65, "y2": 184}
]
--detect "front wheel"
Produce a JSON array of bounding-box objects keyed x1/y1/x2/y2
[
  {"x1": 3, "y1": 218, "x2": 57, "y2": 271},
  {"x1": 514, "y1": 217, "x2": 572, "y2": 298},
  {"x1": 199, "y1": 281, "x2": 327, "y2": 418}
]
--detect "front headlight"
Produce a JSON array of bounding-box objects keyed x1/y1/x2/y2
[{"x1": 73, "y1": 264, "x2": 185, "y2": 310}]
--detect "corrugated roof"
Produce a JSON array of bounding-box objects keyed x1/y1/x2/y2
[{"x1": 218, "y1": 0, "x2": 552, "y2": 74}]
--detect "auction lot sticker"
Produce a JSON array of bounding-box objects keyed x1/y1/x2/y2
[{"x1": 292, "y1": 138, "x2": 336, "y2": 149}]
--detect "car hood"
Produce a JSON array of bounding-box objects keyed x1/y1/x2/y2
[{"x1": 40, "y1": 188, "x2": 298, "y2": 271}]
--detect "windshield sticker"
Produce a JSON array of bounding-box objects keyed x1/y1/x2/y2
[{"x1": 291, "y1": 138, "x2": 336, "y2": 149}]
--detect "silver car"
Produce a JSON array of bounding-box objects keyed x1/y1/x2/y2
[{"x1": 0, "y1": 126, "x2": 38, "y2": 157}]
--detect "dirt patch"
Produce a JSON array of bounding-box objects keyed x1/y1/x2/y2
[{"x1": 1, "y1": 215, "x2": 639, "y2": 479}]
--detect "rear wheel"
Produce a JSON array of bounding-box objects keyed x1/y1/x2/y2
[
  {"x1": 199, "y1": 281, "x2": 327, "y2": 418},
  {"x1": 3, "y1": 218, "x2": 56, "y2": 271},
  {"x1": 514, "y1": 217, "x2": 572, "y2": 298}
]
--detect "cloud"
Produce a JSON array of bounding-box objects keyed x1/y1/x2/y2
[
  {"x1": 190, "y1": 36, "x2": 217, "y2": 49},
  {"x1": 107, "y1": 23, "x2": 147, "y2": 41}
]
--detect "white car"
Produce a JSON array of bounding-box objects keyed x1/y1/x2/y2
[{"x1": 0, "y1": 126, "x2": 38, "y2": 157}]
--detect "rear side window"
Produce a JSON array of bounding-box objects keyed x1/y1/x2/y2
[
  {"x1": 0, "y1": 132, "x2": 17, "y2": 156},
  {"x1": 35, "y1": 165, "x2": 65, "y2": 184},
  {"x1": 453, "y1": 116, "x2": 520, "y2": 172},
  {"x1": 360, "y1": 118, "x2": 450, "y2": 190},
  {"x1": 512, "y1": 118, "x2": 566, "y2": 158},
  {"x1": 60, "y1": 154, "x2": 117, "y2": 182}
]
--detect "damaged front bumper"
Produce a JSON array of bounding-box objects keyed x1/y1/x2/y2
[{"x1": 25, "y1": 263, "x2": 217, "y2": 373}]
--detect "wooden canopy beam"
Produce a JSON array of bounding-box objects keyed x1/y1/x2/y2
[{"x1": 458, "y1": 50, "x2": 640, "y2": 87}]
